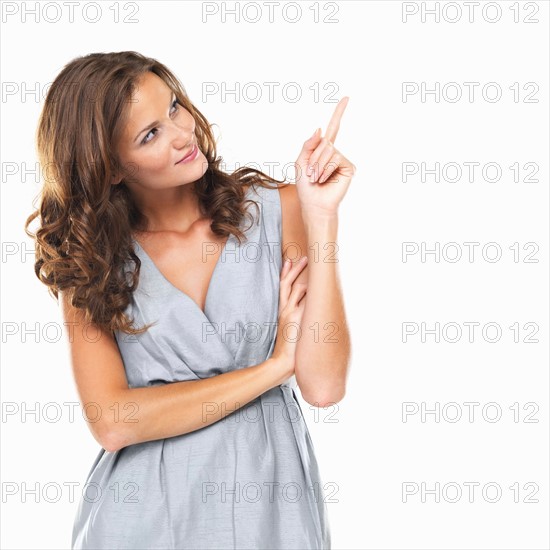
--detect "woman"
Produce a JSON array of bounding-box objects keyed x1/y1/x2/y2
[{"x1": 25, "y1": 51, "x2": 354, "y2": 549}]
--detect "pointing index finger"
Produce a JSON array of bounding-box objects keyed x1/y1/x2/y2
[{"x1": 324, "y1": 96, "x2": 349, "y2": 144}]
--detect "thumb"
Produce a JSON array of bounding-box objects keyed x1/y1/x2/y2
[{"x1": 296, "y1": 128, "x2": 322, "y2": 166}]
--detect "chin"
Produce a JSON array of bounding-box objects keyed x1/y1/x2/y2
[
  {"x1": 196, "y1": 152, "x2": 209, "y2": 175},
  {"x1": 182, "y1": 157, "x2": 208, "y2": 183}
]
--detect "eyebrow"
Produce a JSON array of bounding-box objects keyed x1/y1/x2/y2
[{"x1": 134, "y1": 92, "x2": 176, "y2": 143}]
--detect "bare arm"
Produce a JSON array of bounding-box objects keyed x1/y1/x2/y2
[
  {"x1": 108, "y1": 357, "x2": 288, "y2": 452},
  {"x1": 61, "y1": 291, "x2": 291, "y2": 454},
  {"x1": 278, "y1": 183, "x2": 350, "y2": 407}
]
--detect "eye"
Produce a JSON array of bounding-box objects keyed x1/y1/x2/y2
[
  {"x1": 141, "y1": 99, "x2": 180, "y2": 145},
  {"x1": 170, "y1": 98, "x2": 180, "y2": 114}
]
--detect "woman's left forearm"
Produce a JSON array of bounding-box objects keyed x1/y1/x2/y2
[{"x1": 294, "y1": 210, "x2": 351, "y2": 407}]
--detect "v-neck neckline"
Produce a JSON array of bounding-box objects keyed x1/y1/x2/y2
[
  {"x1": 132, "y1": 232, "x2": 233, "y2": 320},
  {"x1": 130, "y1": 183, "x2": 256, "y2": 320}
]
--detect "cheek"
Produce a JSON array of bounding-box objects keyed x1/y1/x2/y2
[
  {"x1": 135, "y1": 148, "x2": 172, "y2": 176},
  {"x1": 147, "y1": 152, "x2": 171, "y2": 170}
]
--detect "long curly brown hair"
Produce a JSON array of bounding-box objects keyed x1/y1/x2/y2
[{"x1": 24, "y1": 51, "x2": 289, "y2": 336}]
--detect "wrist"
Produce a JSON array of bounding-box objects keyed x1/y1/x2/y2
[
  {"x1": 266, "y1": 355, "x2": 293, "y2": 386},
  {"x1": 301, "y1": 205, "x2": 339, "y2": 222}
]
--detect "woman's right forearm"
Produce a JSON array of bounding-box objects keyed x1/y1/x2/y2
[{"x1": 103, "y1": 356, "x2": 291, "y2": 452}]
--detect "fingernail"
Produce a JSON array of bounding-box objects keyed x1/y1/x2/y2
[{"x1": 310, "y1": 128, "x2": 320, "y2": 140}]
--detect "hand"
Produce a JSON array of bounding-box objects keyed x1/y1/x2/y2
[
  {"x1": 271, "y1": 256, "x2": 309, "y2": 381},
  {"x1": 294, "y1": 97, "x2": 356, "y2": 217}
]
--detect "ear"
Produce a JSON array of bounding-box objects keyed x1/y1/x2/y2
[
  {"x1": 110, "y1": 170, "x2": 123, "y2": 186},
  {"x1": 110, "y1": 154, "x2": 124, "y2": 185}
]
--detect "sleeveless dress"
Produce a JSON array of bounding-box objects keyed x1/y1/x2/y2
[{"x1": 71, "y1": 183, "x2": 331, "y2": 549}]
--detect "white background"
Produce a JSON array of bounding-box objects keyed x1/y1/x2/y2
[{"x1": 1, "y1": 1, "x2": 548, "y2": 549}]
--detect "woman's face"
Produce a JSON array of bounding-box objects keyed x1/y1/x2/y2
[{"x1": 114, "y1": 71, "x2": 208, "y2": 190}]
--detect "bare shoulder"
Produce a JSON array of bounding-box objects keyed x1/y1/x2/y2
[{"x1": 276, "y1": 184, "x2": 308, "y2": 281}]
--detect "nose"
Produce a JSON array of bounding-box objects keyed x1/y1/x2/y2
[{"x1": 170, "y1": 118, "x2": 195, "y2": 149}]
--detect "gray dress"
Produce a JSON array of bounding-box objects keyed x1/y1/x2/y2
[{"x1": 71, "y1": 183, "x2": 331, "y2": 549}]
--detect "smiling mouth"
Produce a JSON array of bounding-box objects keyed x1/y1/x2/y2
[{"x1": 176, "y1": 144, "x2": 197, "y2": 164}]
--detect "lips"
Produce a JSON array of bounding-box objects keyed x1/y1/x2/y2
[{"x1": 176, "y1": 144, "x2": 197, "y2": 164}]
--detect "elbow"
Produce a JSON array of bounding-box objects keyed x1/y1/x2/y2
[
  {"x1": 297, "y1": 361, "x2": 349, "y2": 408},
  {"x1": 101, "y1": 432, "x2": 121, "y2": 454},
  {"x1": 304, "y1": 393, "x2": 345, "y2": 409},
  {"x1": 302, "y1": 384, "x2": 346, "y2": 408},
  {"x1": 296, "y1": 348, "x2": 351, "y2": 409},
  {"x1": 96, "y1": 422, "x2": 126, "y2": 454}
]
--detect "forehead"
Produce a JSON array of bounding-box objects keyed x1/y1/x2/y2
[
  {"x1": 122, "y1": 72, "x2": 173, "y2": 139},
  {"x1": 131, "y1": 71, "x2": 171, "y2": 103}
]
